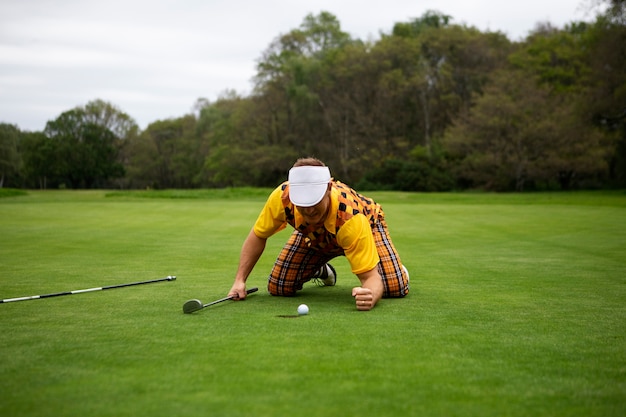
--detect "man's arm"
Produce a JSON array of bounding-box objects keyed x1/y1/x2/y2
[
  {"x1": 228, "y1": 228, "x2": 267, "y2": 299},
  {"x1": 352, "y1": 268, "x2": 384, "y2": 311}
]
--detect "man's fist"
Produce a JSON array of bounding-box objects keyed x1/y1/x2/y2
[
  {"x1": 352, "y1": 287, "x2": 374, "y2": 311},
  {"x1": 228, "y1": 282, "x2": 247, "y2": 300}
]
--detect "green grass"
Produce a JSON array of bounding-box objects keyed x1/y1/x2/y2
[
  {"x1": 1, "y1": 190, "x2": 624, "y2": 417},
  {"x1": 0, "y1": 188, "x2": 28, "y2": 198}
]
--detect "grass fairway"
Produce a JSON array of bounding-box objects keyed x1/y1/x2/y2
[{"x1": 1, "y1": 189, "x2": 625, "y2": 417}]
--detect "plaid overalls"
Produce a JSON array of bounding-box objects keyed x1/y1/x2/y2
[{"x1": 267, "y1": 181, "x2": 409, "y2": 298}]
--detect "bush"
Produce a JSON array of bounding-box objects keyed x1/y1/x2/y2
[{"x1": 356, "y1": 157, "x2": 454, "y2": 191}]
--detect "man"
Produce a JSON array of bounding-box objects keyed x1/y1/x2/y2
[{"x1": 228, "y1": 157, "x2": 409, "y2": 311}]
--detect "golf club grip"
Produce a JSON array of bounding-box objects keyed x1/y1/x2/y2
[{"x1": 246, "y1": 287, "x2": 259, "y2": 295}]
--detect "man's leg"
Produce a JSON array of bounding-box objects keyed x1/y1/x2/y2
[
  {"x1": 268, "y1": 230, "x2": 329, "y2": 296},
  {"x1": 373, "y1": 219, "x2": 410, "y2": 298}
]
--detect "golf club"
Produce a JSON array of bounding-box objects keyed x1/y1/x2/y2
[
  {"x1": 183, "y1": 287, "x2": 258, "y2": 314},
  {"x1": 0, "y1": 275, "x2": 177, "y2": 304}
]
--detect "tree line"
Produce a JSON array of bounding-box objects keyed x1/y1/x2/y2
[{"x1": 1, "y1": 1, "x2": 624, "y2": 192}]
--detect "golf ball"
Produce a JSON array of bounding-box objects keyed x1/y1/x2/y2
[{"x1": 297, "y1": 304, "x2": 309, "y2": 315}]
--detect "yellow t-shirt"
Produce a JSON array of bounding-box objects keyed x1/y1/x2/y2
[{"x1": 253, "y1": 182, "x2": 381, "y2": 275}]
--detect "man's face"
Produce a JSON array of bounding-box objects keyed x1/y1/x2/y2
[{"x1": 296, "y1": 190, "x2": 330, "y2": 225}]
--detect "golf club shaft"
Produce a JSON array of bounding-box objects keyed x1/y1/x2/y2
[{"x1": 0, "y1": 276, "x2": 177, "y2": 303}]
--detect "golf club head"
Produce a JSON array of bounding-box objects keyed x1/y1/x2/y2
[{"x1": 182, "y1": 299, "x2": 203, "y2": 314}]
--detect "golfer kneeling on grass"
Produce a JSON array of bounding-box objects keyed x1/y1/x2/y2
[{"x1": 228, "y1": 157, "x2": 410, "y2": 311}]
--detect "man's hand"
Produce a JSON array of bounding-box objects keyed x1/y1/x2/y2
[
  {"x1": 228, "y1": 281, "x2": 247, "y2": 300},
  {"x1": 354, "y1": 268, "x2": 384, "y2": 311},
  {"x1": 352, "y1": 287, "x2": 375, "y2": 311}
]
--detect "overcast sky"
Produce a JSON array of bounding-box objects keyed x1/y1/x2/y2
[{"x1": 0, "y1": 0, "x2": 600, "y2": 132}]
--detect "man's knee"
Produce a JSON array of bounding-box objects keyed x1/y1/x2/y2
[
  {"x1": 267, "y1": 280, "x2": 297, "y2": 296},
  {"x1": 381, "y1": 266, "x2": 410, "y2": 298},
  {"x1": 383, "y1": 286, "x2": 409, "y2": 298}
]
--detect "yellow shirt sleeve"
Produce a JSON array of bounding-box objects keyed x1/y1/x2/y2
[
  {"x1": 337, "y1": 214, "x2": 380, "y2": 275},
  {"x1": 253, "y1": 186, "x2": 288, "y2": 239}
]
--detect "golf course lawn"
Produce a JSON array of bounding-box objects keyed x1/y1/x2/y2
[{"x1": 1, "y1": 189, "x2": 624, "y2": 416}]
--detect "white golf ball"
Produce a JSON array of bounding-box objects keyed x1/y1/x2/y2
[{"x1": 297, "y1": 304, "x2": 309, "y2": 315}]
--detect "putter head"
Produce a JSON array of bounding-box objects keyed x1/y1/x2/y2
[{"x1": 182, "y1": 299, "x2": 203, "y2": 314}]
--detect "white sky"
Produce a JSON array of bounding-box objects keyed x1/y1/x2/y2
[{"x1": 0, "y1": 0, "x2": 601, "y2": 132}]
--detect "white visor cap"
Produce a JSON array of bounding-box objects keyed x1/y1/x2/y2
[{"x1": 288, "y1": 166, "x2": 331, "y2": 207}]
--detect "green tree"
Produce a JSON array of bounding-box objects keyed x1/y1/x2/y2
[
  {"x1": 510, "y1": 22, "x2": 589, "y2": 93},
  {"x1": 0, "y1": 123, "x2": 21, "y2": 187},
  {"x1": 245, "y1": 10, "x2": 513, "y2": 186},
  {"x1": 130, "y1": 115, "x2": 201, "y2": 188},
  {"x1": 121, "y1": 131, "x2": 160, "y2": 189},
  {"x1": 44, "y1": 109, "x2": 124, "y2": 188},
  {"x1": 199, "y1": 94, "x2": 248, "y2": 187},
  {"x1": 582, "y1": 1, "x2": 626, "y2": 186},
  {"x1": 252, "y1": 11, "x2": 353, "y2": 168},
  {"x1": 597, "y1": 0, "x2": 626, "y2": 24},
  {"x1": 387, "y1": 13, "x2": 511, "y2": 154},
  {"x1": 20, "y1": 131, "x2": 60, "y2": 189},
  {"x1": 445, "y1": 66, "x2": 610, "y2": 191},
  {"x1": 32, "y1": 100, "x2": 134, "y2": 188},
  {"x1": 199, "y1": 92, "x2": 298, "y2": 187},
  {"x1": 83, "y1": 99, "x2": 138, "y2": 140},
  {"x1": 392, "y1": 10, "x2": 453, "y2": 37}
]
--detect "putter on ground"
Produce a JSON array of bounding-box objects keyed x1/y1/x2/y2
[
  {"x1": 183, "y1": 287, "x2": 259, "y2": 314},
  {"x1": 0, "y1": 276, "x2": 177, "y2": 304}
]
